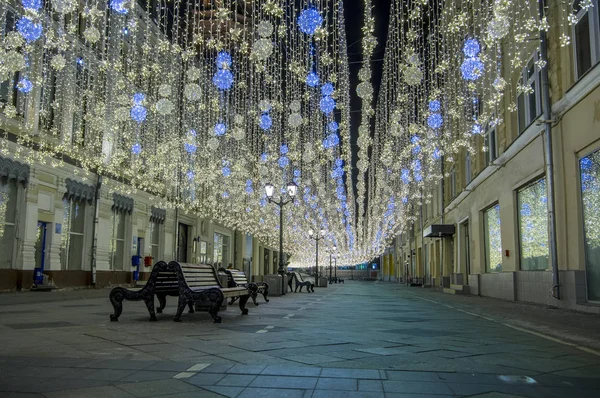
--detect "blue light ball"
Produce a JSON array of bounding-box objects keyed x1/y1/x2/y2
[
  {"x1": 133, "y1": 93, "x2": 145, "y2": 104},
  {"x1": 259, "y1": 113, "x2": 272, "y2": 130},
  {"x1": 328, "y1": 121, "x2": 339, "y2": 132},
  {"x1": 429, "y1": 100, "x2": 441, "y2": 112},
  {"x1": 427, "y1": 113, "x2": 443, "y2": 129},
  {"x1": 433, "y1": 148, "x2": 441, "y2": 160},
  {"x1": 293, "y1": 169, "x2": 301, "y2": 177},
  {"x1": 110, "y1": 0, "x2": 129, "y2": 14},
  {"x1": 401, "y1": 169, "x2": 410, "y2": 184},
  {"x1": 214, "y1": 123, "x2": 227, "y2": 136},
  {"x1": 16, "y1": 17, "x2": 42, "y2": 43},
  {"x1": 213, "y1": 69, "x2": 234, "y2": 90},
  {"x1": 130, "y1": 105, "x2": 147, "y2": 123},
  {"x1": 216, "y1": 51, "x2": 232, "y2": 68},
  {"x1": 260, "y1": 153, "x2": 268, "y2": 162},
  {"x1": 319, "y1": 96, "x2": 336, "y2": 114},
  {"x1": 335, "y1": 158, "x2": 343, "y2": 167},
  {"x1": 131, "y1": 143, "x2": 142, "y2": 155},
  {"x1": 278, "y1": 156, "x2": 289, "y2": 168},
  {"x1": 306, "y1": 72, "x2": 319, "y2": 87},
  {"x1": 323, "y1": 133, "x2": 339, "y2": 149},
  {"x1": 298, "y1": 8, "x2": 323, "y2": 35},
  {"x1": 222, "y1": 166, "x2": 231, "y2": 177},
  {"x1": 184, "y1": 143, "x2": 197, "y2": 154},
  {"x1": 461, "y1": 57, "x2": 484, "y2": 81},
  {"x1": 21, "y1": 0, "x2": 41, "y2": 10},
  {"x1": 463, "y1": 38, "x2": 481, "y2": 58},
  {"x1": 471, "y1": 123, "x2": 482, "y2": 135},
  {"x1": 321, "y1": 82, "x2": 334, "y2": 96},
  {"x1": 280, "y1": 144, "x2": 289, "y2": 155},
  {"x1": 16, "y1": 78, "x2": 33, "y2": 93}
]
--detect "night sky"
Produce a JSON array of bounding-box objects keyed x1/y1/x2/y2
[{"x1": 344, "y1": 0, "x2": 392, "y2": 213}]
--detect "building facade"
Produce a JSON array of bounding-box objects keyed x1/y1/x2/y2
[{"x1": 396, "y1": 0, "x2": 600, "y2": 313}]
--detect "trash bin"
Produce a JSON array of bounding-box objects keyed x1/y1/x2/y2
[
  {"x1": 132, "y1": 255, "x2": 141, "y2": 281},
  {"x1": 33, "y1": 268, "x2": 43, "y2": 284}
]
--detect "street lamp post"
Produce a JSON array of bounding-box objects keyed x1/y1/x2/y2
[
  {"x1": 334, "y1": 256, "x2": 338, "y2": 283},
  {"x1": 308, "y1": 229, "x2": 325, "y2": 287},
  {"x1": 265, "y1": 182, "x2": 297, "y2": 296},
  {"x1": 328, "y1": 246, "x2": 337, "y2": 284}
]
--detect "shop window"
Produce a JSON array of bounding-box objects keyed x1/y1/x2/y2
[
  {"x1": 518, "y1": 178, "x2": 550, "y2": 270},
  {"x1": 0, "y1": 178, "x2": 18, "y2": 269},
  {"x1": 484, "y1": 204, "x2": 502, "y2": 272},
  {"x1": 572, "y1": 0, "x2": 600, "y2": 79},
  {"x1": 517, "y1": 53, "x2": 542, "y2": 134},
  {"x1": 580, "y1": 149, "x2": 600, "y2": 301},
  {"x1": 110, "y1": 211, "x2": 126, "y2": 270},
  {"x1": 60, "y1": 199, "x2": 86, "y2": 270},
  {"x1": 150, "y1": 221, "x2": 160, "y2": 261}
]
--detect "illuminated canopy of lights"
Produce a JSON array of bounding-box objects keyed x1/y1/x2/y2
[{"x1": 0, "y1": 0, "x2": 576, "y2": 267}]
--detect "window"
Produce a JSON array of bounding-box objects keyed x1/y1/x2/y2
[
  {"x1": 0, "y1": 178, "x2": 18, "y2": 269},
  {"x1": 518, "y1": 179, "x2": 550, "y2": 270},
  {"x1": 150, "y1": 221, "x2": 160, "y2": 261},
  {"x1": 484, "y1": 204, "x2": 502, "y2": 272},
  {"x1": 517, "y1": 53, "x2": 542, "y2": 134},
  {"x1": 110, "y1": 211, "x2": 126, "y2": 270},
  {"x1": 60, "y1": 199, "x2": 86, "y2": 270},
  {"x1": 572, "y1": 0, "x2": 600, "y2": 79},
  {"x1": 485, "y1": 118, "x2": 498, "y2": 165},
  {"x1": 213, "y1": 233, "x2": 229, "y2": 266},
  {"x1": 580, "y1": 149, "x2": 600, "y2": 301},
  {"x1": 450, "y1": 167, "x2": 457, "y2": 198}
]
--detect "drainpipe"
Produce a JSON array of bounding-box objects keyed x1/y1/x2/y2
[
  {"x1": 440, "y1": 156, "x2": 445, "y2": 287},
  {"x1": 539, "y1": 0, "x2": 560, "y2": 299},
  {"x1": 91, "y1": 175, "x2": 102, "y2": 287}
]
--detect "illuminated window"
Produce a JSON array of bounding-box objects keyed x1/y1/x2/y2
[
  {"x1": 518, "y1": 179, "x2": 549, "y2": 270},
  {"x1": 484, "y1": 204, "x2": 502, "y2": 272},
  {"x1": 60, "y1": 199, "x2": 86, "y2": 270},
  {"x1": 580, "y1": 149, "x2": 600, "y2": 300},
  {"x1": 0, "y1": 179, "x2": 18, "y2": 269},
  {"x1": 517, "y1": 53, "x2": 542, "y2": 134}
]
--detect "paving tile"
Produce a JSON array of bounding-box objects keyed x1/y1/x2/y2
[
  {"x1": 315, "y1": 377, "x2": 357, "y2": 391},
  {"x1": 119, "y1": 370, "x2": 177, "y2": 382},
  {"x1": 382, "y1": 380, "x2": 453, "y2": 395},
  {"x1": 285, "y1": 354, "x2": 343, "y2": 365},
  {"x1": 201, "y1": 363, "x2": 236, "y2": 374},
  {"x1": 311, "y1": 391, "x2": 383, "y2": 398},
  {"x1": 38, "y1": 378, "x2": 111, "y2": 393},
  {"x1": 320, "y1": 368, "x2": 382, "y2": 379},
  {"x1": 386, "y1": 370, "x2": 442, "y2": 382},
  {"x1": 217, "y1": 374, "x2": 257, "y2": 387},
  {"x1": 446, "y1": 382, "x2": 536, "y2": 397},
  {"x1": 0, "y1": 394, "x2": 46, "y2": 398},
  {"x1": 82, "y1": 369, "x2": 138, "y2": 381},
  {"x1": 44, "y1": 386, "x2": 136, "y2": 398},
  {"x1": 249, "y1": 375, "x2": 318, "y2": 389},
  {"x1": 202, "y1": 386, "x2": 245, "y2": 397},
  {"x1": 237, "y1": 387, "x2": 307, "y2": 398},
  {"x1": 261, "y1": 365, "x2": 321, "y2": 377},
  {"x1": 116, "y1": 379, "x2": 200, "y2": 397},
  {"x1": 186, "y1": 372, "x2": 226, "y2": 386},
  {"x1": 226, "y1": 364, "x2": 267, "y2": 375},
  {"x1": 358, "y1": 379, "x2": 383, "y2": 392}
]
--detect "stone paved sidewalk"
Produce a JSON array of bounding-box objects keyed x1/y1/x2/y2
[{"x1": 1, "y1": 280, "x2": 600, "y2": 397}]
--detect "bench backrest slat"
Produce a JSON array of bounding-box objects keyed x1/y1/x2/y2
[{"x1": 168, "y1": 261, "x2": 224, "y2": 290}]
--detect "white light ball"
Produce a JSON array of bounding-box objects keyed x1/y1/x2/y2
[
  {"x1": 252, "y1": 38, "x2": 273, "y2": 61},
  {"x1": 257, "y1": 21, "x2": 273, "y2": 38},
  {"x1": 114, "y1": 107, "x2": 130, "y2": 122},
  {"x1": 234, "y1": 114, "x2": 244, "y2": 125},
  {"x1": 50, "y1": 55, "x2": 66, "y2": 71},
  {"x1": 207, "y1": 137, "x2": 219, "y2": 151},
  {"x1": 233, "y1": 127, "x2": 246, "y2": 141},
  {"x1": 289, "y1": 100, "x2": 301, "y2": 112},
  {"x1": 52, "y1": 0, "x2": 77, "y2": 15},
  {"x1": 158, "y1": 84, "x2": 171, "y2": 97},
  {"x1": 184, "y1": 84, "x2": 202, "y2": 101},
  {"x1": 186, "y1": 66, "x2": 201, "y2": 81},
  {"x1": 288, "y1": 113, "x2": 302, "y2": 128},
  {"x1": 83, "y1": 27, "x2": 101, "y2": 44},
  {"x1": 356, "y1": 82, "x2": 373, "y2": 99},
  {"x1": 156, "y1": 98, "x2": 174, "y2": 115},
  {"x1": 404, "y1": 65, "x2": 423, "y2": 86}
]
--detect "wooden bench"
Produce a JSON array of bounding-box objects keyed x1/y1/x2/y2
[
  {"x1": 109, "y1": 261, "x2": 250, "y2": 323},
  {"x1": 290, "y1": 272, "x2": 314, "y2": 292},
  {"x1": 220, "y1": 268, "x2": 269, "y2": 305}
]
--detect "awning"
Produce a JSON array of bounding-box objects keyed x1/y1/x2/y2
[
  {"x1": 0, "y1": 156, "x2": 30, "y2": 185},
  {"x1": 423, "y1": 224, "x2": 455, "y2": 238},
  {"x1": 150, "y1": 206, "x2": 166, "y2": 224},
  {"x1": 65, "y1": 178, "x2": 95, "y2": 204},
  {"x1": 112, "y1": 193, "x2": 134, "y2": 214}
]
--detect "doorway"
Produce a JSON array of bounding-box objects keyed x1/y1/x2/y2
[
  {"x1": 177, "y1": 223, "x2": 189, "y2": 262},
  {"x1": 34, "y1": 222, "x2": 49, "y2": 284}
]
